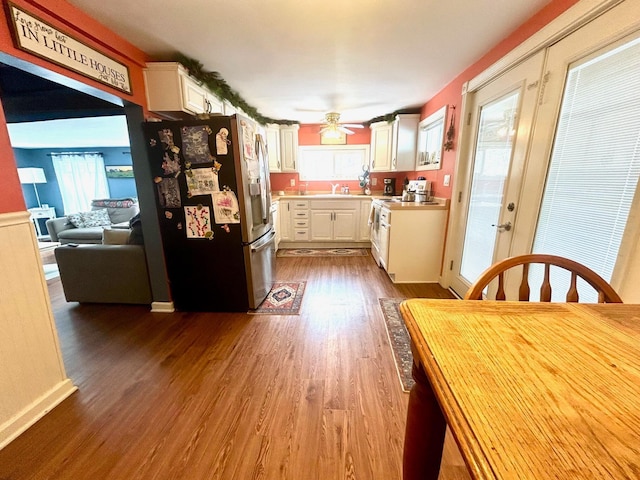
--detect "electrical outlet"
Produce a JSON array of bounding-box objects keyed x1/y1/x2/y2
[
  {"x1": 371, "y1": 177, "x2": 377, "y2": 186},
  {"x1": 443, "y1": 174, "x2": 451, "y2": 187},
  {"x1": 290, "y1": 178, "x2": 296, "y2": 187}
]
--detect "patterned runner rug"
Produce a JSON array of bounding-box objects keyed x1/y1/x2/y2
[
  {"x1": 277, "y1": 248, "x2": 369, "y2": 257},
  {"x1": 379, "y1": 298, "x2": 414, "y2": 392},
  {"x1": 251, "y1": 281, "x2": 306, "y2": 314}
]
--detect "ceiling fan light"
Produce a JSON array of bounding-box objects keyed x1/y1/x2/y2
[{"x1": 322, "y1": 128, "x2": 342, "y2": 139}]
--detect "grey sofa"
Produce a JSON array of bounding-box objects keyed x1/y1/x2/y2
[
  {"x1": 55, "y1": 244, "x2": 152, "y2": 304},
  {"x1": 46, "y1": 198, "x2": 139, "y2": 244}
]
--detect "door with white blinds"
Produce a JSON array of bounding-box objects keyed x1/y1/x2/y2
[{"x1": 511, "y1": 1, "x2": 640, "y2": 302}]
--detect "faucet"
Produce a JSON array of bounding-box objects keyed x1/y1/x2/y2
[{"x1": 331, "y1": 183, "x2": 340, "y2": 194}]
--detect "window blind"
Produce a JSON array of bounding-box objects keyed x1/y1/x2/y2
[{"x1": 531, "y1": 37, "x2": 640, "y2": 301}]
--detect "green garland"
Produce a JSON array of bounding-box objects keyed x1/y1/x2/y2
[
  {"x1": 177, "y1": 54, "x2": 420, "y2": 127},
  {"x1": 176, "y1": 54, "x2": 298, "y2": 126},
  {"x1": 363, "y1": 107, "x2": 422, "y2": 126}
]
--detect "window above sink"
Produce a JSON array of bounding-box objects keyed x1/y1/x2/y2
[{"x1": 298, "y1": 145, "x2": 370, "y2": 181}]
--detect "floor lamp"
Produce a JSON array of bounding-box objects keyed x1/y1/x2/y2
[{"x1": 17, "y1": 167, "x2": 47, "y2": 208}]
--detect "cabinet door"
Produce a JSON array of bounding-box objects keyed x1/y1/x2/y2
[
  {"x1": 310, "y1": 210, "x2": 333, "y2": 241},
  {"x1": 279, "y1": 201, "x2": 292, "y2": 241},
  {"x1": 223, "y1": 101, "x2": 238, "y2": 116},
  {"x1": 180, "y1": 75, "x2": 207, "y2": 114},
  {"x1": 280, "y1": 126, "x2": 299, "y2": 172},
  {"x1": 359, "y1": 200, "x2": 372, "y2": 241},
  {"x1": 333, "y1": 210, "x2": 358, "y2": 241},
  {"x1": 204, "y1": 93, "x2": 224, "y2": 115},
  {"x1": 266, "y1": 126, "x2": 281, "y2": 172},
  {"x1": 272, "y1": 204, "x2": 280, "y2": 249},
  {"x1": 393, "y1": 114, "x2": 420, "y2": 171},
  {"x1": 370, "y1": 122, "x2": 393, "y2": 172}
]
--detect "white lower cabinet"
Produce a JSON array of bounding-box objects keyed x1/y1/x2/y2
[
  {"x1": 279, "y1": 200, "x2": 292, "y2": 241},
  {"x1": 359, "y1": 199, "x2": 372, "y2": 241},
  {"x1": 278, "y1": 199, "x2": 310, "y2": 241},
  {"x1": 277, "y1": 196, "x2": 371, "y2": 247},
  {"x1": 310, "y1": 200, "x2": 357, "y2": 241},
  {"x1": 310, "y1": 209, "x2": 357, "y2": 241},
  {"x1": 383, "y1": 207, "x2": 447, "y2": 283}
]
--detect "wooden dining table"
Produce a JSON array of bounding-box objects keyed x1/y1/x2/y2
[{"x1": 400, "y1": 299, "x2": 640, "y2": 480}]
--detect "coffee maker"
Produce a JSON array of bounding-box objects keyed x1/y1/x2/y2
[{"x1": 383, "y1": 178, "x2": 395, "y2": 196}]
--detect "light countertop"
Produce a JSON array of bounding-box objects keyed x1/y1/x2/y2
[{"x1": 271, "y1": 193, "x2": 449, "y2": 210}]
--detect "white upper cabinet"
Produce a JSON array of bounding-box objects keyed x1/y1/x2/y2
[
  {"x1": 279, "y1": 125, "x2": 299, "y2": 172},
  {"x1": 370, "y1": 121, "x2": 394, "y2": 172},
  {"x1": 370, "y1": 114, "x2": 420, "y2": 172},
  {"x1": 144, "y1": 62, "x2": 225, "y2": 119},
  {"x1": 265, "y1": 125, "x2": 282, "y2": 172}
]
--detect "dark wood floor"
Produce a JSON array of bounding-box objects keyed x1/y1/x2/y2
[{"x1": 1, "y1": 251, "x2": 467, "y2": 479}]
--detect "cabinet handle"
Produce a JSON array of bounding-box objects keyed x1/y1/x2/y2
[{"x1": 393, "y1": 157, "x2": 397, "y2": 168}]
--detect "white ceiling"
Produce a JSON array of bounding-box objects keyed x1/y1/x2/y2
[{"x1": 66, "y1": 0, "x2": 551, "y2": 124}]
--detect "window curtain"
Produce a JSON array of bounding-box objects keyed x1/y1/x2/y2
[{"x1": 51, "y1": 153, "x2": 109, "y2": 214}]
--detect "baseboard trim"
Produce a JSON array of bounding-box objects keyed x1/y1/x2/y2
[
  {"x1": 151, "y1": 301, "x2": 174, "y2": 313},
  {"x1": 0, "y1": 379, "x2": 77, "y2": 451}
]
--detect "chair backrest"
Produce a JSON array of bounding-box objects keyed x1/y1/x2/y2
[{"x1": 464, "y1": 254, "x2": 622, "y2": 303}]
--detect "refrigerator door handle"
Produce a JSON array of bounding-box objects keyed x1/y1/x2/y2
[{"x1": 251, "y1": 230, "x2": 276, "y2": 252}]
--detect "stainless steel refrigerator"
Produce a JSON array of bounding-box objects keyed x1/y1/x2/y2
[{"x1": 142, "y1": 115, "x2": 275, "y2": 311}]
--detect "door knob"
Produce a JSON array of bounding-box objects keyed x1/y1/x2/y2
[{"x1": 492, "y1": 221, "x2": 512, "y2": 232}]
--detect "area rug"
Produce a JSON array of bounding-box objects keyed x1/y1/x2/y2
[
  {"x1": 277, "y1": 248, "x2": 369, "y2": 257},
  {"x1": 379, "y1": 298, "x2": 414, "y2": 392},
  {"x1": 251, "y1": 281, "x2": 306, "y2": 314}
]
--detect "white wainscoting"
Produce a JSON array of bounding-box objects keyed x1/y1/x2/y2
[{"x1": 0, "y1": 211, "x2": 77, "y2": 450}]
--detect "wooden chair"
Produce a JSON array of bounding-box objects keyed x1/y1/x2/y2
[{"x1": 464, "y1": 254, "x2": 622, "y2": 303}]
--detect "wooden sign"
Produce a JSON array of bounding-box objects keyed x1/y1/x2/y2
[{"x1": 6, "y1": 2, "x2": 132, "y2": 95}]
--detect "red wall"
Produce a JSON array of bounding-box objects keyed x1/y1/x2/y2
[
  {"x1": 418, "y1": 0, "x2": 580, "y2": 199},
  {"x1": 0, "y1": 0, "x2": 150, "y2": 214}
]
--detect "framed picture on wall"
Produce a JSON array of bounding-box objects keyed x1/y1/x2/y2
[{"x1": 105, "y1": 165, "x2": 134, "y2": 178}]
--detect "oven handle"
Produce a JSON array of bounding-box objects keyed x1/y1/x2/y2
[{"x1": 251, "y1": 230, "x2": 275, "y2": 252}]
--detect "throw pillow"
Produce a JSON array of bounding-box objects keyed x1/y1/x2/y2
[
  {"x1": 102, "y1": 228, "x2": 131, "y2": 245},
  {"x1": 81, "y1": 208, "x2": 111, "y2": 227},
  {"x1": 67, "y1": 212, "x2": 86, "y2": 228}
]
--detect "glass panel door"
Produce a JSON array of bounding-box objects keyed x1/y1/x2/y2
[
  {"x1": 448, "y1": 51, "x2": 544, "y2": 297},
  {"x1": 459, "y1": 92, "x2": 519, "y2": 284}
]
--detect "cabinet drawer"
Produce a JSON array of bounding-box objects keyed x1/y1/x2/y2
[
  {"x1": 293, "y1": 210, "x2": 309, "y2": 219},
  {"x1": 293, "y1": 200, "x2": 309, "y2": 209},
  {"x1": 294, "y1": 229, "x2": 309, "y2": 241},
  {"x1": 293, "y1": 219, "x2": 309, "y2": 228}
]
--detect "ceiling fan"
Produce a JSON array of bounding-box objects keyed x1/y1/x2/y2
[{"x1": 320, "y1": 112, "x2": 364, "y2": 137}]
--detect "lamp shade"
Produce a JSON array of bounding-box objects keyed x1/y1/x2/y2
[{"x1": 17, "y1": 167, "x2": 46, "y2": 184}]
